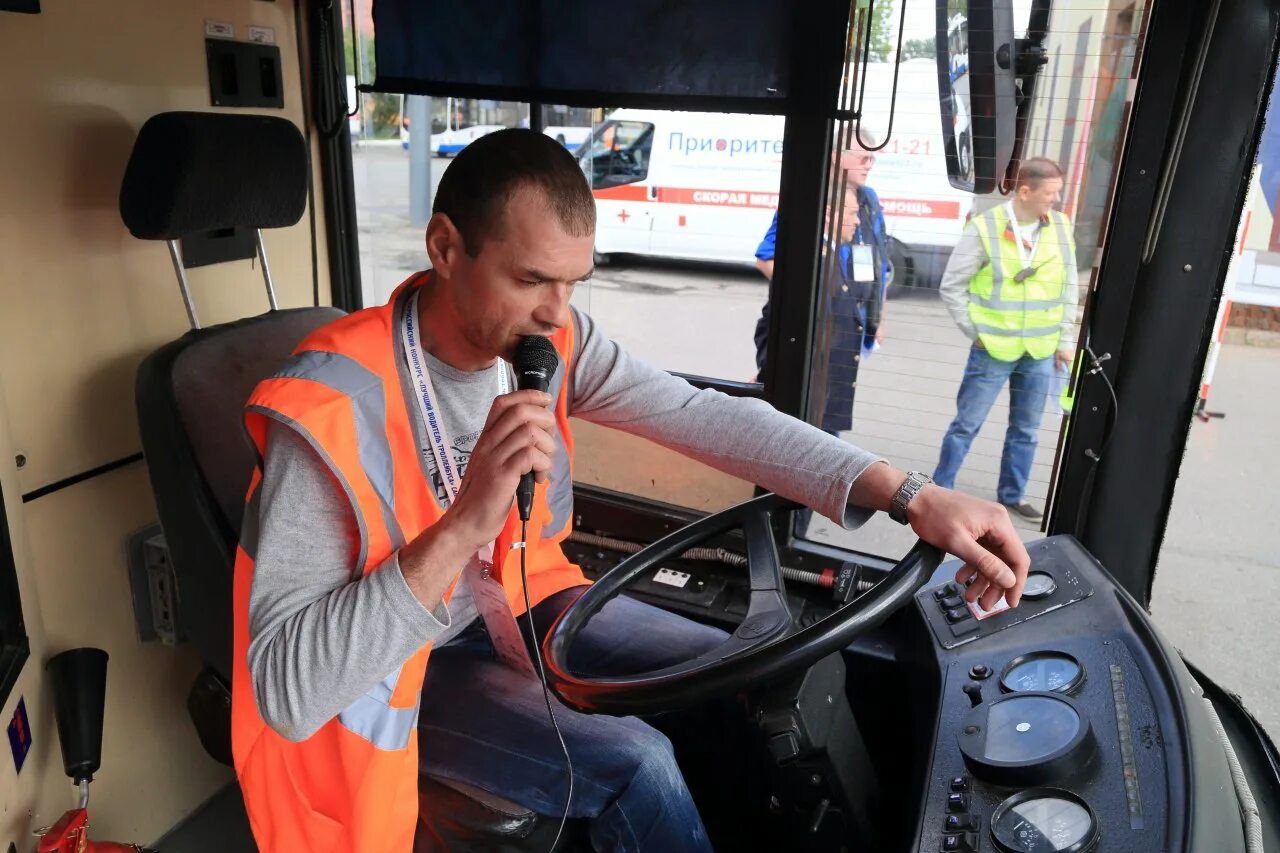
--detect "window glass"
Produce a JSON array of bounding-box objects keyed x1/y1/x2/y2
[{"x1": 800, "y1": 1, "x2": 1149, "y2": 558}]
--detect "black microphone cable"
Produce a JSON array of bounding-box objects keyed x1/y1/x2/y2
[{"x1": 517, "y1": 519, "x2": 575, "y2": 851}]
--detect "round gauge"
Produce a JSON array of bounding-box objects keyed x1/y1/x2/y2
[
  {"x1": 1000, "y1": 651, "x2": 1085, "y2": 695},
  {"x1": 991, "y1": 788, "x2": 1099, "y2": 853},
  {"x1": 958, "y1": 692, "x2": 1095, "y2": 786},
  {"x1": 1022, "y1": 571, "x2": 1057, "y2": 600}
]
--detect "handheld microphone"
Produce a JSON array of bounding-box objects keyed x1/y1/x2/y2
[{"x1": 513, "y1": 335, "x2": 559, "y2": 522}]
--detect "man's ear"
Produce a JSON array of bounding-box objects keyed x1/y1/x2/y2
[{"x1": 425, "y1": 213, "x2": 463, "y2": 276}]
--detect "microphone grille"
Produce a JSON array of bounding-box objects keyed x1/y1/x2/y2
[{"x1": 515, "y1": 335, "x2": 560, "y2": 372}]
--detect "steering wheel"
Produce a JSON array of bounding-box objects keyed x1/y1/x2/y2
[{"x1": 544, "y1": 493, "x2": 943, "y2": 715}]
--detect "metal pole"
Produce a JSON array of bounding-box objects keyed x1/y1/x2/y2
[
  {"x1": 254, "y1": 228, "x2": 280, "y2": 311},
  {"x1": 408, "y1": 95, "x2": 432, "y2": 227},
  {"x1": 165, "y1": 240, "x2": 201, "y2": 330}
]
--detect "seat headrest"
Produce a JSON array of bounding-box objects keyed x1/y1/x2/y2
[{"x1": 119, "y1": 111, "x2": 308, "y2": 240}]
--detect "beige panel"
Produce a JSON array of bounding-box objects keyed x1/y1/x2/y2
[
  {"x1": 0, "y1": 0, "x2": 326, "y2": 843},
  {"x1": 0, "y1": 371, "x2": 230, "y2": 844},
  {"x1": 3, "y1": 463, "x2": 231, "y2": 844},
  {"x1": 571, "y1": 419, "x2": 755, "y2": 512},
  {"x1": 0, "y1": 0, "x2": 329, "y2": 494}
]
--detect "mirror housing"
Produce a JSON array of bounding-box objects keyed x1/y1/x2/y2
[{"x1": 935, "y1": 0, "x2": 1019, "y2": 194}]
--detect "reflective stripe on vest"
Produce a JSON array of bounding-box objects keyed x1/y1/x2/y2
[
  {"x1": 337, "y1": 668, "x2": 420, "y2": 751},
  {"x1": 967, "y1": 207, "x2": 1073, "y2": 361},
  {"x1": 272, "y1": 350, "x2": 407, "y2": 553}
]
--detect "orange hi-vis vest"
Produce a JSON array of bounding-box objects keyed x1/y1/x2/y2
[{"x1": 230, "y1": 274, "x2": 584, "y2": 852}]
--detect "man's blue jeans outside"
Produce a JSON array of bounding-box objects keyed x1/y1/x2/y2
[
  {"x1": 417, "y1": 586, "x2": 727, "y2": 852},
  {"x1": 933, "y1": 344, "x2": 1054, "y2": 504}
]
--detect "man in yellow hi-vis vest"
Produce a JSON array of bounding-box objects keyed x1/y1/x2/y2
[{"x1": 933, "y1": 158, "x2": 1078, "y2": 521}]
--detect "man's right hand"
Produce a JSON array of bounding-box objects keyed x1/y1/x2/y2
[{"x1": 442, "y1": 390, "x2": 557, "y2": 553}]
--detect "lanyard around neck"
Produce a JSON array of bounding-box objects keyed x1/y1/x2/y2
[
  {"x1": 399, "y1": 290, "x2": 510, "y2": 506},
  {"x1": 1005, "y1": 202, "x2": 1044, "y2": 268}
]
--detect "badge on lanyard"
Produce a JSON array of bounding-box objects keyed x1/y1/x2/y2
[{"x1": 850, "y1": 244, "x2": 876, "y2": 284}]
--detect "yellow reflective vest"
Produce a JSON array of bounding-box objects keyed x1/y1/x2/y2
[{"x1": 967, "y1": 205, "x2": 1075, "y2": 361}]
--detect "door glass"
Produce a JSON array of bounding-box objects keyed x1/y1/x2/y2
[{"x1": 801, "y1": 0, "x2": 1150, "y2": 558}]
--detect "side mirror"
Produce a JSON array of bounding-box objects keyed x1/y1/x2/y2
[{"x1": 935, "y1": 0, "x2": 1041, "y2": 194}]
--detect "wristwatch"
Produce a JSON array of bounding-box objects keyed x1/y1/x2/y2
[{"x1": 889, "y1": 471, "x2": 932, "y2": 525}]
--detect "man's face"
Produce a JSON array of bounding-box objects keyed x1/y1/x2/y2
[
  {"x1": 429, "y1": 187, "x2": 595, "y2": 360},
  {"x1": 836, "y1": 179, "x2": 863, "y2": 243},
  {"x1": 838, "y1": 145, "x2": 876, "y2": 188},
  {"x1": 1018, "y1": 176, "x2": 1064, "y2": 219}
]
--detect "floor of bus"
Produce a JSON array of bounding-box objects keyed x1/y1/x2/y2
[{"x1": 153, "y1": 783, "x2": 254, "y2": 852}]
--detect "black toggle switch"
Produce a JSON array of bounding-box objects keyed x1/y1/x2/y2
[
  {"x1": 945, "y1": 813, "x2": 973, "y2": 832},
  {"x1": 934, "y1": 583, "x2": 957, "y2": 601},
  {"x1": 949, "y1": 776, "x2": 969, "y2": 793},
  {"x1": 945, "y1": 606, "x2": 971, "y2": 624},
  {"x1": 963, "y1": 683, "x2": 983, "y2": 707},
  {"x1": 940, "y1": 594, "x2": 966, "y2": 610},
  {"x1": 947, "y1": 792, "x2": 969, "y2": 813}
]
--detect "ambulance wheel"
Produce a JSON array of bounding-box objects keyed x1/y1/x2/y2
[{"x1": 886, "y1": 236, "x2": 918, "y2": 299}]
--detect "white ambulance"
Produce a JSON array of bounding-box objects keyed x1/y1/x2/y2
[
  {"x1": 579, "y1": 109, "x2": 784, "y2": 266},
  {"x1": 580, "y1": 62, "x2": 972, "y2": 287}
]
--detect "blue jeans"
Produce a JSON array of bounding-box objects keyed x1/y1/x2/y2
[
  {"x1": 417, "y1": 587, "x2": 727, "y2": 852},
  {"x1": 933, "y1": 344, "x2": 1053, "y2": 504}
]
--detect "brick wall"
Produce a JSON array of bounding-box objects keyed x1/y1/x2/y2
[{"x1": 1227, "y1": 303, "x2": 1280, "y2": 331}]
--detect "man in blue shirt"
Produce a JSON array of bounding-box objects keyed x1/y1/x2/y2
[{"x1": 753, "y1": 136, "x2": 891, "y2": 434}]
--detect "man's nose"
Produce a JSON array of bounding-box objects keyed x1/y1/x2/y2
[{"x1": 533, "y1": 283, "x2": 572, "y2": 331}]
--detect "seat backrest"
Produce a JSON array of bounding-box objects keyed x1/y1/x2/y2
[{"x1": 122, "y1": 112, "x2": 345, "y2": 679}]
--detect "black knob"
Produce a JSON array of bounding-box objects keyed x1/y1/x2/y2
[
  {"x1": 963, "y1": 683, "x2": 983, "y2": 707},
  {"x1": 46, "y1": 648, "x2": 108, "y2": 784},
  {"x1": 969, "y1": 664, "x2": 992, "y2": 680}
]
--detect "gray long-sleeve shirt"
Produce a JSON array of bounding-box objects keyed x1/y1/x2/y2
[
  {"x1": 939, "y1": 211, "x2": 1080, "y2": 347},
  {"x1": 248, "y1": 303, "x2": 885, "y2": 741}
]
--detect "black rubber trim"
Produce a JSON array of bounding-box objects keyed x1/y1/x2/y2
[{"x1": 20, "y1": 453, "x2": 145, "y2": 503}]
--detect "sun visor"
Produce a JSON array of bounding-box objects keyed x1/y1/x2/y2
[{"x1": 371, "y1": 0, "x2": 836, "y2": 113}]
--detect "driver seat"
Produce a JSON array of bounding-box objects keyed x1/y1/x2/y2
[{"x1": 121, "y1": 111, "x2": 585, "y2": 851}]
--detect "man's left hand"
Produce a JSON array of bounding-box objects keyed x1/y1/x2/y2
[
  {"x1": 907, "y1": 485, "x2": 1031, "y2": 610},
  {"x1": 1054, "y1": 348, "x2": 1074, "y2": 369}
]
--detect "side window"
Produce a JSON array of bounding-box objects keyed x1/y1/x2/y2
[{"x1": 579, "y1": 120, "x2": 655, "y2": 189}]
